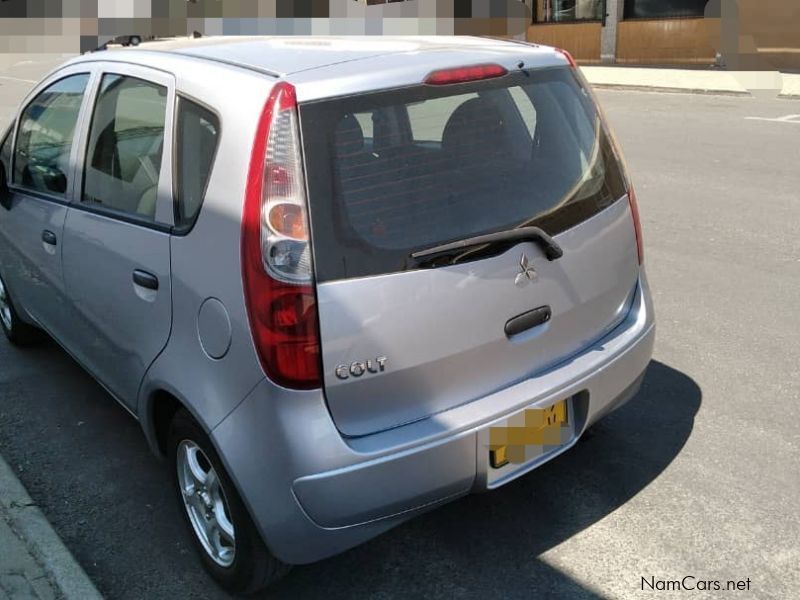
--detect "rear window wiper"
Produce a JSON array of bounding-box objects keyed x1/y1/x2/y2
[{"x1": 407, "y1": 226, "x2": 563, "y2": 269}]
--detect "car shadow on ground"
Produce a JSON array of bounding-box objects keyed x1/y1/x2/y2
[
  {"x1": 0, "y1": 340, "x2": 700, "y2": 600},
  {"x1": 266, "y1": 360, "x2": 701, "y2": 599}
]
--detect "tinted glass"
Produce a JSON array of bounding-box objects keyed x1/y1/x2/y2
[
  {"x1": 624, "y1": 0, "x2": 708, "y2": 19},
  {"x1": 83, "y1": 74, "x2": 167, "y2": 221},
  {"x1": 13, "y1": 74, "x2": 88, "y2": 196},
  {"x1": 174, "y1": 98, "x2": 219, "y2": 229},
  {"x1": 300, "y1": 67, "x2": 626, "y2": 282}
]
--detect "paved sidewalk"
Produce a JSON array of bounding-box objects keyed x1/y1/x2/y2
[
  {"x1": 0, "y1": 456, "x2": 102, "y2": 600},
  {"x1": 0, "y1": 516, "x2": 57, "y2": 600}
]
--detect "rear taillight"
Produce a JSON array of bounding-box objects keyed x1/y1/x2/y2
[
  {"x1": 424, "y1": 64, "x2": 508, "y2": 85},
  {"x1": 242, "y1": 81, "x2": 321, "y2": 389},
  {"x1": 627, "y1": 185, "x2": 644, "y2": 265}
]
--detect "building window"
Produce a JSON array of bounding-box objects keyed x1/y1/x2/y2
[
  {"x1": 623, "y1": 0, "x2": 709, "y2": 20},
  {"x1": 537, "y1": 0, "x2": 603, "y2": 23}
]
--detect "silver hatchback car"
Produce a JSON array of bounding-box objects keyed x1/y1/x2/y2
[{"x1": 0, "y1": 36, "x2": 654, "y2": 593}]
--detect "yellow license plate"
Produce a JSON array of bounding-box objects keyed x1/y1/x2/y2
[{"x1": 489, "y1": 399, "x2": 569, "y2": 468}]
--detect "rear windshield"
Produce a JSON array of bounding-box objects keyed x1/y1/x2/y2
[{"x1": 300, "y1": 67, "x2": 626, "y2": 282}]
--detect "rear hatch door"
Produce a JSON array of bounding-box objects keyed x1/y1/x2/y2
[{"x1": 300, "y1": 66, "x2": 639, "y2": 437}]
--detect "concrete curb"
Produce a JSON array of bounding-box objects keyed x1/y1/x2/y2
[
  {"x1": 588, "y1": 83, "x2": 749, "y2": 96},
  {"x1": 779, "y1": 73, "x2": 800, "y2": 99},
  {"x1": 0, "y1": 455, "x2": 103, "y2": 600},
  {"x1": 581, "y1": 66, "x2": 800, "y2": 99}
]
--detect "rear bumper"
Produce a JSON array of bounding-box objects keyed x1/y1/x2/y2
[{"x1": 211, "y1": 272, "x2": 655, "y2": 564}]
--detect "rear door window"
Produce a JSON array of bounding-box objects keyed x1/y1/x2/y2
[
  {"x1": 300, "y1": 67, "x2": 626, "y2": 282},
  {"x1": 13, "y1": 74, "x2": 89, "y2": 196},
  {"x1": 82, "y1": 74, "x2": 167, "y2": 221}
]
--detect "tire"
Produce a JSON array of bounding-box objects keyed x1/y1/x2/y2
[
  {"x1": 168, "y1": 409, "x2": 291, "y2": 594},
  {"x1": 0, "y1": 272, "x2": 45, "y2": 346}
]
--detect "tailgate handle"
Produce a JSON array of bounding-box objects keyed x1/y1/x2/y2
[{"x1": 505, "y1": 306, "x2": 551, "y2": 337}]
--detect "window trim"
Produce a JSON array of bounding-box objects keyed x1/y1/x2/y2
[
  {"x1": 532, "y1": 18, "x2": 602, "y2": 24},
  {"x1": 621, "y1": 14, "x2": 708, "y2": 22},
  {"x1": 171, "y1": 93, "x2": 222, "y2": 236},
  {"x1": 9, "y1": 68, "x2": 94, "y2": 203},
  {"x1": 0, "y1": 183, "x2": 172, "y2": 233},
  {"x1": 75, "y1": 62, "x2": 177, "y2": 229}
]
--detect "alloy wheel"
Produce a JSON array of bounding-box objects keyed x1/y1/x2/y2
[
  {"x1": 176, "y1": 440, "x2": 236, "y2": 567},
  {"x1": 0, "y1": 275, "x2": 13, "y2": 331}
]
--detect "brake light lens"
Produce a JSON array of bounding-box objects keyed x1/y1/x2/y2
[
  {"x1": 424, "y1": 64, "x2": 508, "y2": 86},
  {"x1": 242, "y1": 81, "x2": 321, "y2": 389},
  {"x1": 627, "y1": 185, "x2": 644, "y2": 265}
]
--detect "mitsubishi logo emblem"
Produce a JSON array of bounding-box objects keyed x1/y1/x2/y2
[{"x1": 515, "y1": 253, "x2": 537, "y2": 287}]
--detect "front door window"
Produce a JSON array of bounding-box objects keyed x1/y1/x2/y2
[{"x1": 13, "y1": 74, "x2": 89, "y2": 196}]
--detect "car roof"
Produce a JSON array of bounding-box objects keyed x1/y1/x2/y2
[
  {"x1": 65, "y1": 36, "x2": 568, "y2": 103},
  {"x1": 72, "y1": 35, "x2": 562, "y2": 77}
]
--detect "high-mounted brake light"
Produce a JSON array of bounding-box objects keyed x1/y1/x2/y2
[
  {"x1": 555, "y1": 47, "x2": 577, "y2": 68},
  {"x1": 424, "y1": 64, "x2": 508, "y2": 86},
  {"x1": 242, "y1": 81, "x2": 321, "y2": 389}
]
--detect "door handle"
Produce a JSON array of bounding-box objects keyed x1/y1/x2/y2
[
  {"x1": 41, "y1": 230, "x2": 57, "y2": 246},
  {"x1": 132, "y1": 269, "x2": 159, "y2": 291},
  {"x1": 505, "y1": 305, "x2": 552, "y2": 337}
]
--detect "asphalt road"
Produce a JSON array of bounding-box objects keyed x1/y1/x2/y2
[{"x1": 1, "y1": 68, "x2": 799, "y2": 598}]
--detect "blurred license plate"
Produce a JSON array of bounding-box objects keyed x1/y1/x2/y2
[{"x1": 488, "y1": 399, "x2": 570, "y2": 468}]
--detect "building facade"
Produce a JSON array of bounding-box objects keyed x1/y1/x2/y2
[
  {"x1": 358, "y1": 0, "x2": 799, "y2": 70},
  {"x1": 527, "y1": 0, "x2": 799, "y2": 69}
]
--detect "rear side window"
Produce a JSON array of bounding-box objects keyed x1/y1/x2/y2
[
  {"x1": 13, "y1": 74, "x2": 89, "y2": 196},
  {"x1": 300, "y1": 67, "x2": 626, "y2": 282},
  {"x1": 83, "y1": 74, "x2": 167, "y2": 221},
  {"x1": 174, "y1": 98, "x2": 219, "y2": 230}
]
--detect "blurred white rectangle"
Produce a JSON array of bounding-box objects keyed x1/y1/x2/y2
[{"x1": 98, "y1": 0, "x2": 152, "y2": 19}]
